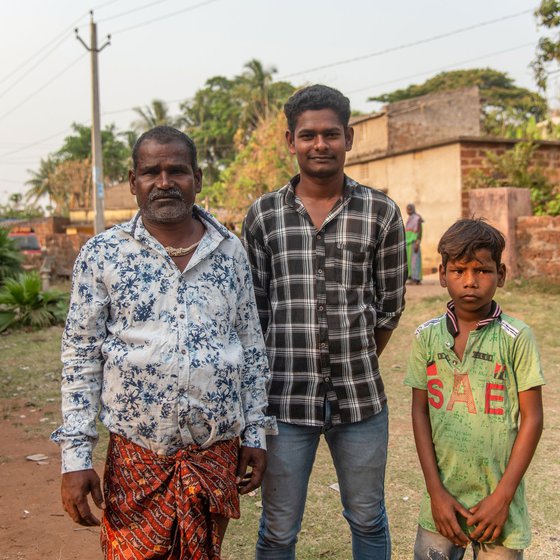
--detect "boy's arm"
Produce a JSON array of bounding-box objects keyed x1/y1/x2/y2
[
  {"x1": 467, "y1": 386, "x2": 543, "y2": 543},
  {"x1": 412, "y1": 388, "x2": 471, "y2": 547}
]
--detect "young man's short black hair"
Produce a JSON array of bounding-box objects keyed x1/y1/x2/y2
[
  {"x1": 132, "y1": 126, "x2": 198, "y2": 170},
  {"x1": 438, "y1": 218, "x2": 506, "y2": 268},
  {"x1": 284, "y1": 85, "x2": 351, "y2": 133}
]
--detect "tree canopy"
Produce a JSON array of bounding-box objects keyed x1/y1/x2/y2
[
  {"x1": 369, "y1": 68, "x2": 548, "y2": 136},
  {"x1": 533, "y1": 0, "x2": 560, "y2": 90}
]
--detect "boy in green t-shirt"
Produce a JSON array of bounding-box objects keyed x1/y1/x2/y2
[{"x1": 405, "y1": 219, "x2": 544, "y2": 559}]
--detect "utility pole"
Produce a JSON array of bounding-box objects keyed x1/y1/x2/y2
[{"x1": 75, "y1": 12, "x2": 111, "y2": 235}]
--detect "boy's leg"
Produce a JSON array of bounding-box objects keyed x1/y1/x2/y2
[
  {"x1": 472, "y1": 541, "x2": 523, "y2": 560},
  {"x1": 413, "y1": 526, "x2": 467, "y2": 560},
  {"x1": 325, "y1": 405, "x2": 391, "y2": 560},
  {"x1": 255, "y1": 421, "x2": 321, "y2": 560}
]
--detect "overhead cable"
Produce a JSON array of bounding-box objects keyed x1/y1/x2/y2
[{"x1": 279, "y1": 9, "x2": 533, "y2": 79}]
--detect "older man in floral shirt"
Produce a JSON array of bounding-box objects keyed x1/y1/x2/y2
[{"x1": 52, "y1": 126, "x2": 275, "y2": 560}]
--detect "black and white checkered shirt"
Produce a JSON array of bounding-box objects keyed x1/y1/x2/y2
[{"x1": 242, "y1": 175, "x2": 407, "y2": 426}]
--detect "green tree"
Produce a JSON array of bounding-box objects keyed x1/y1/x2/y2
[
  {"x1": 132, "y1": 99, "x2": 179, "y2": 132},
  {"x1": 25, "y1": 156, "x2": 58, "y2": 206},
  {"x1": 369, "y1": 68, "x2": 548, "y2": 136},
  {"x1": 0, "y1": 228, "x2": 23, "y2": 284},
  {"x1": 465, "y1": 141, "x2": 560, "y2": 216},
  {"x1": 181, "y1": 76, "x2": 242, "y2": 184},
  {"x1": 208, "y1": 110, "x2": 298, "y2": 227},
  {"x1": 532, "y1": 0, "x2": 560, "y2": 90},
  {"x1": 57, "y1": 122, "x2": 129, "y2": 184}
]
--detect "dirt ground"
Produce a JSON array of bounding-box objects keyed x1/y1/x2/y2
[{"x1": 0, "y1": 276, "x2": 444, "y2": 560}]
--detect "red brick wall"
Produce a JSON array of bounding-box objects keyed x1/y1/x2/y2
[
  {"x1": 45, "y1": 233, "x2": 90, "y2": 277},
  {"x1": 516, "y1": 216, "x2": 560, "y2": 280}
]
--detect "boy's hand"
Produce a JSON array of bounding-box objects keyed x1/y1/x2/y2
[
  {"x1": 430, "y1": 487, "x2": 471, "y2": 547},
  {"x1": 236, "y1": 446, "x2": 266, "y2": 495},
  {"x1": 467, "y1": 490, "x2": 510, "y2": 543}
]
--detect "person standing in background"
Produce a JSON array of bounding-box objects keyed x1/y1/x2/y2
[{"x1": 406, "y1": 203, "x2": 423, "y2": 285}]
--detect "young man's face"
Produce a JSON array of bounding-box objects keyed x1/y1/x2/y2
[
  {"x1": 129, "y1": 139, "x2": 202, "y2": 225},
  {"x1": 439, "y1": 248, "x2": 506, "y2": 319},
  {"x1": 285, "y1": 108, "x2": 353, "y2": 180}
]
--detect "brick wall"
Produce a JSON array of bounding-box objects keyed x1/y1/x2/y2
[
  {"x1": 516, "y1": 216, "x2": 560, "y2": 280},
  {"x1": 45, "y1": 233, "x2": 90, "y2": 277},
  {"x1": 387, "y1": 87, "x2": 481, "y2": 153}
]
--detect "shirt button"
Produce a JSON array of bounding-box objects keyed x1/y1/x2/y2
[
  {"x1": 181, "y1": 349, "x2": 186, "y2": 355},
  {"x1": 179, "y1": 313, "x2": 185, "y2": 319},
  {"x1": 317, "y1": 268, "x2": 323, "y2": 275},
  {"x1": 316, "y1": 234, "x2": 321, "y2": 240},
  {"x1": 324, "y1": 377, "x2": 331, "y2": 383},
  {"x1": 318, "y1": 305, "x2": 324, "y2": 311}
]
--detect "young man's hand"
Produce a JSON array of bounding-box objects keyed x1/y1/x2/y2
[
  {"x1": 430, "y1": 486, "x2": 471, "y2": 547},
  {"x1": 236, "y1": 446, "x2": 266, "y2": 495},
  {"x1": 467, "y1": 490, "x2": 511, "y2": 543},
  {"x1": 61, "y1": 469, "x2": 105, "y2": 526}
]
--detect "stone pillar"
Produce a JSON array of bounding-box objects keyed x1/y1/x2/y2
[{"x1": 468, "y1": 187, "x2": 532, "y2": 278}]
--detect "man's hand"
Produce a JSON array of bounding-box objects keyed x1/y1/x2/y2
[
  {"x1": 236, "y1": 446, "x2": 266, "y2": 495},
  {"x1": 61, "y1": 469, "x2": 104, "y2": 526},
  {"x1": 430, "y1": 486, "x2": 471, "y2": 547},
  {"x1": 467, "y1": 490, "x2": 511, "y2": 544}
]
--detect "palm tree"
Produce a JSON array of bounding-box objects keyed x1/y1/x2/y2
[
  {"x1": 25, "y1": 156, "x2": 58, "y2": 206},
  {"x1": 132, "y1": 99, "x2": 178, "y2": 132},
  {"x1": 0, "y1": 228, "x2": 23, "y2": 284}
]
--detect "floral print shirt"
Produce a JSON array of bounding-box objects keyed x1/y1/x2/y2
[{"x1": 51, "y1": 208, "x2": 275, "y2": 473}]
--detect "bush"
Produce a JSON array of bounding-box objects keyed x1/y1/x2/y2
[
  {"x1": 0, "y1": 228, "x2": 23, "y2": 284},
  {"x1": 0, "y1": 271, "x2": 68, "y2": 333}
]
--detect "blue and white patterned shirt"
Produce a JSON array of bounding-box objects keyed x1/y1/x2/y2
[{"x1": 51, "y1": 207, "x2": 276, "y2": 473}]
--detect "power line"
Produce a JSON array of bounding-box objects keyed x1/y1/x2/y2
[
  {"x1": 98, "y1": 0, "x2": 177, "y2": 23},
  {"x1": 109, "y1": 0, "x2": 222, "y2": 35},
  {"x1": 279, "y1": 9, "x2": 533, "y2": 80},
  {"x1": 0, "y1": 54, "x2": 87, "y2": 124},
  {"x1": 0, "y1": 128, "x2": 75, "y2": 162},
  {"x1": 347, "y1": 42, "x2": 536, "y2": 96}
]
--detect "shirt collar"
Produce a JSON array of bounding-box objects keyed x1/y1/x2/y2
[
  {"x1": 445, "y1": 300, "x2": 502, "y2": 337},
  {"x1": 284, "y1": 174, "x2": 358, "y2": 208}
]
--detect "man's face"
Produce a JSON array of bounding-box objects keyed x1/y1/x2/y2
[
  {"x1": 286, "y1": 108, "x2": 353, "y2": 180},
  {"x1": 439, "y1": 248, "x2": 506, "y2": 319},
  {"x1": 129, "y1": 139, "x2": 202, "y2": 224}
]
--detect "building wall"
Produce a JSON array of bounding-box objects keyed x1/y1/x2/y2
[
  {"x1": 350, "y1": 113, "x2": 388, "y2": 160},
  {"x1": 516, "y1": 216, "x2": 560, "y2": 280},
  {"x1": 346, "y1": 143, "x2": 463, "y2": 272},
  {"x1": 386, "y1": 87, "x2": 481, "y2": 153}
]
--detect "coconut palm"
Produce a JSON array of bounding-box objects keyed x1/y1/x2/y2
[
  {"x1": 132, "y1": 99, "x2": 178, "y2": 132},
  {"x1": 25, "y1": 156, "x2": 58, "y2": 207}
]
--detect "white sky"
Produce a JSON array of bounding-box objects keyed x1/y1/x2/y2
[{"x1": 0, "y1": 0, "x2": 555, "y2": 205}]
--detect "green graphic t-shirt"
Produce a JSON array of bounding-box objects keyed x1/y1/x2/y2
[{"x1": 405, "y1": 301, "x2": 545, "y2": 549}]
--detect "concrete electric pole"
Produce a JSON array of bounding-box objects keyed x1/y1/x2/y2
[{"x1": 75, "y1": 12, "x2": 111, "y2": 235}]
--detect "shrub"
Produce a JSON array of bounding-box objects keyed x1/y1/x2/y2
[
  {"x1": 0, "y1": 228, "x2": 23, "y2": 284},
  {"x1": 0, "y1": 271, "x2": 68, "y2": 333}
]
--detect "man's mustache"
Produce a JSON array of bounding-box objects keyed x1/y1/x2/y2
[{"x1": 149, "y1": 188, "x2": 184, "y2": 202}]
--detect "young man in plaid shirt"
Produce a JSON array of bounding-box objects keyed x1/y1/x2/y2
[{"x1": 243, "y1": 85, "x2": 407, "y2": 559}]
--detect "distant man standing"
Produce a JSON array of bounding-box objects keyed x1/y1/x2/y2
[
  {"x1": 405, "y1": 203, "x2": 424, "y2": 285},
  {"x1": 52, "y1": 126, "x2": 275, "y2": 560},
  {"x1": 243, "y1": 85, "x2": 407, "y2": 559}
]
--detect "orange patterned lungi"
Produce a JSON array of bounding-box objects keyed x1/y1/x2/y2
[{"x1": 100, "y1": 433, "x2": 240, "y2": 560}]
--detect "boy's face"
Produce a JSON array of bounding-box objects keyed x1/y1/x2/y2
[
  {"x1": 285, "y1": 108, "x2": 353, "y2": 180},
  {"x1": 439, "y1": 248, "x2": 506, "y2": 320}
]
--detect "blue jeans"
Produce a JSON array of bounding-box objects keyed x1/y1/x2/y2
[
  {"x1": 256, "y1": 404, "x2": 390, "y2": 560},
  {"x1": 414, "y1": 526, "x2": 523, "y2": 560}
]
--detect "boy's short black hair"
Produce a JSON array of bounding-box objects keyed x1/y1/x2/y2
[
  {"x1": 438, "y1": 218, "x2": 506, "y2": 268},
  {"x1": 284, "y1": 85, "x2": 351, "y2": 134},
  {"x1": 132, "y1": 126, "x2": 198, "y2": 171}
]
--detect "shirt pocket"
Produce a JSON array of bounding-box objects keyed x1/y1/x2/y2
[{"x1": 327, "y1": 241, "x2": 372, "y2": 289}]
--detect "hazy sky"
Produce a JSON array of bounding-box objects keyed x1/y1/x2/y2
[{"x1": 0, "y1": 0, "x2": 552, "y2": 205}]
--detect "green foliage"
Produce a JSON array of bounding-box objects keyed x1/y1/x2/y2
[
  {"x1": 57, "y1": 123, "x2": 129, "y2": 184},
  {"x1": 0, "y1": 271, "x2": 68, "y2": 333},
  {"x1": 465, "y1": 141, "x2": 560, "y2": 215},
  {"x1": 369, "y1": 68, "x2": 548, "y2": 136},
  {"x1": 0, "y1": 228, "x2": 23, "y2": 284},
  {"x1": 532, "y1": 0, "x2": 560, "y2": 90}
]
